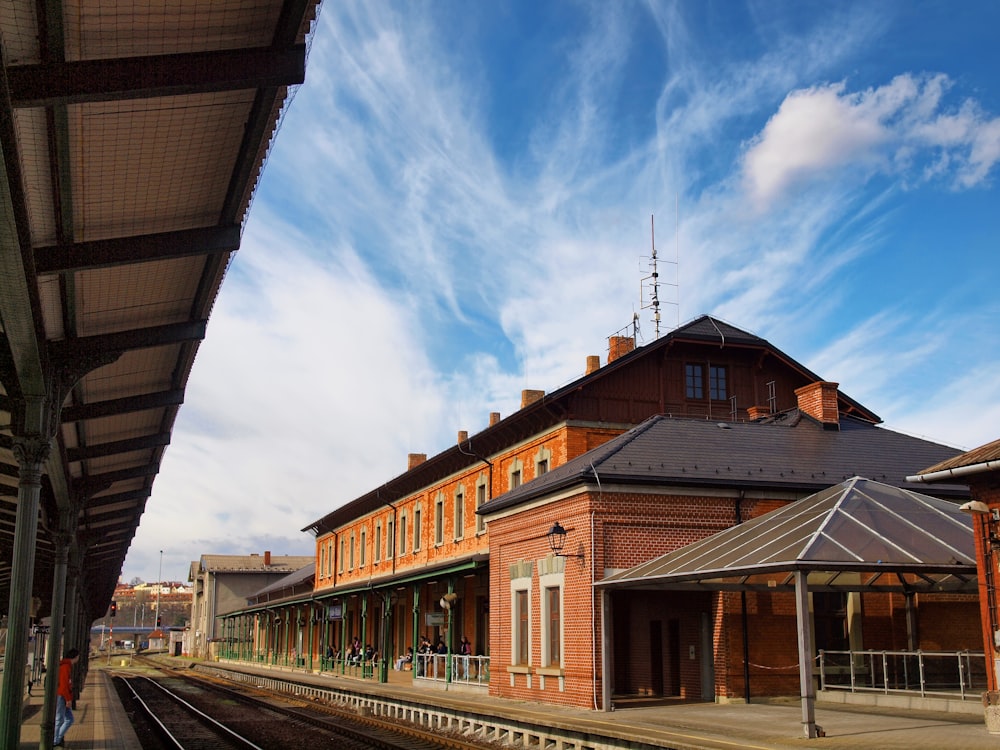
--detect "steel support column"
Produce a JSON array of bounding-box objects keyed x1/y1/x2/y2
[
  {"x1": 0, "y1": 427, "x2": 52, "y2": 747},
  {"x1": 40, "y1": 530, "x2": 71, "y2": 749},
  {"x1": 794, "y1": 571, "x2": 818, "y2": 739}
]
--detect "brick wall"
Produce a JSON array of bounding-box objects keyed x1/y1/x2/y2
[{"x1": 487, "y1": 487, "x2": 984, "y2": 708}]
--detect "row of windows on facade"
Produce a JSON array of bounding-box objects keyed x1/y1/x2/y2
[
  {"x1": 318, "y1": 451, "x2": 551, "y2": 579},
  {"x1": 513, "y1": 586, "x2": 563, "y2": 669}
]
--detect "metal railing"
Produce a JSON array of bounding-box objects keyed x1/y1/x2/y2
[
  {"x1": 320, "y1": 655, "x2": 380, "y2": 679},
  {"x1": 413, "y1": 653, "x2": 489, "y2": 685},
  {"x1": 819, "y1": 649, "x2": 986, "y2": 699}
]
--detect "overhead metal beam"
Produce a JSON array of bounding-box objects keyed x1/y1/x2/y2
[
  {"x1": 79, "y1": 464, "x2": 160, "y2": 488},
  {"x1": 66, "y1": 433, "x2": 170, "y2": 463},
  {"x1": 34, "y1": 226, "x2": 241, "y2": 274},
  {"x1": 8, "y1": 45, "x2": 306, "y2": 107},
  {"x1": 85, "y1": 489, "x2": 152, "y2": 510},
  {"x1": 61, "y1": 389, "x2": 184, "y2": 423},
  {"x1": 48, "y1": 321, "x2": 207, "y2": 363}
]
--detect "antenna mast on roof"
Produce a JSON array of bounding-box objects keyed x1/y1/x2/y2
[{"x1": 640, "y1": 207, "x2": 678, "y2": 338}]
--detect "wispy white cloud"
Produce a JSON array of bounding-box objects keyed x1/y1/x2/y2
[
  {"x1": 124, "y1": 1, "x2": 1000, "y2": 582},
  {"x1": 741, "y1": 74, "x2": 1000, "y2": 211}
]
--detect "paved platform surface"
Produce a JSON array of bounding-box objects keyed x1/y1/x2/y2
[
  {"x1": 18, "y1": 667, "x2": 142, "y2": 750},
  {"x1": 208, "y1": 658, "x2": 1000, "y2": 749},
  {"x1": 15, "y1": 656, "x2": 1000, "y2": 749}
]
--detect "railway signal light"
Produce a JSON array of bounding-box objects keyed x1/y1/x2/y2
[{"x1": 110, "y1": 601, "x2": 117, "y2": 617}]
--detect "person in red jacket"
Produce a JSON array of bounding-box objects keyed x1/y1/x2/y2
[{"x1": 53, "y1": 648, "x2": 80, "y2": 747}]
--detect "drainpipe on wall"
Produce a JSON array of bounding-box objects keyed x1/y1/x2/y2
[
  {"x1": 736, "y1": 490, "x2": 750, "y2": 703},
  {"x1": 590, "y1": 462, "x2": 602, "y2": 711}
]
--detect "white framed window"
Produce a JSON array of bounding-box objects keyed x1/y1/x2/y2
[
  {"x1": 434, "y1": 492, "x2": 445, "y2": 545},
  {"x1": 399, "y1": 512, "x2": 408, "y2": 555},
  {"x1": 327, "y1": 540, "x2": 334, "y2": 577},
  {"x1": 454, "y1": 485, "x2": 465, "y2": 540},
  {"x1": 360, "y1": 528, "x2": 367, "y2": 567},
  {"x1": 509, "y1": 562, "x2": 534, "y2": 668},
  {"x1": 320, "y1": 546, "x2": 326, "y2": 579},
  {"x1": 349, "y1": 532, "x2": 355, "y2": 570},
  {"x1": 535, "y1": 446, "x2": 552, "y2": 478},
  {"x1": 476, "y1": 473, "x2": 488, "y2": 534},
  {"x1": 374, "y1": 523, "x2": 382, "y2": 563},
  {"x1": 516, "y1": 590, "x2": 529, "y2": 664},
  {"x1": 544, "y1": 586, "x2": 561, "y2": 666},
  {"x1": 339, "y1": 536, "x2": 345, "y2": 573},
  {"x1": 414, "y1": 505, "x2": 422, "y2": 551},
  {"x1": 539, "y1": 558, "x2": 565, "y2": 672},
  {"x1": 387, "y1": 517, "x2": 395, "y2": 558},
  {"x1": 509, "y1": 458, "x2": 523, "y2": 491}
]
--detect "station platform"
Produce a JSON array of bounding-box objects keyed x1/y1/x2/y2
[
  {"x1": 18, "y1": 667, "x2": 142, "y2": 750},
  {"x1": 15, "y1": 656, "x2": 1000, "y2": 749}
]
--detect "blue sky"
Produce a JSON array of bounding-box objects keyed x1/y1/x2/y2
[{"x1": 123, "y1": 0, "x2": 1000, "y2": 583}]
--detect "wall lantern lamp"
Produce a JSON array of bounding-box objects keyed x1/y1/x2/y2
[
  {"x1": 960, "y1": 500, "x2": 991, "y2": 516},
  {"x1": 960, "y1": 500, "x2": 1000, "y2": 548},
  {"x1": 547, "y1": 521, "x2": 584, "y2": 558}
]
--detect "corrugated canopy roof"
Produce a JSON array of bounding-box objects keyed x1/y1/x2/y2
[
  {"x1": 598, "y1": 477, "x2": 977, "y2": 594},
  {"x1": 0, "y1": 0, "x2": 320, "y2": 623}
]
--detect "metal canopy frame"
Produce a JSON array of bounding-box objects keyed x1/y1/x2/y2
[
  {"x1": 0, "y1": 2, "x2": 320, "y2": 743},
  {"x1": 596, "y1": 477, "x2": 979, "y2": 738}
]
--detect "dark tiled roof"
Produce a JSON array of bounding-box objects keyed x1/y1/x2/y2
[
  {"x1": 669, "y1": 315, "x2": 767, "y2": 346},
  {"x1": 307, "y1": 315, "x2": 878, "y2": 534},
  {"x1": 252, "y1": 563, "x2": 315, "y2": 598},
  {"x1": 478, "y1": 413, "x2": 967, "y2": 516}
]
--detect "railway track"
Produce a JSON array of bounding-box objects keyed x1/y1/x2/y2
[{"x1": 114, "y1": 660, "x2": 492, "y2": 750}]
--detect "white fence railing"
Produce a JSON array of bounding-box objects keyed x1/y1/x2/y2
[
  {"x1": 413, "y1": 653, "x2": 489, "y2": 685},
  {"x1": 818, "y1": 649, "x2": 986, "y2": 699}
]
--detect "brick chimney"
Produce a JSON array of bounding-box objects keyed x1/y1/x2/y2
[
  {"x1": 585, "y1": 355, "x2": 601, "y2": 375},
  {"x1": 747, "y1": 405, "x2": 770, "y2": 421},
  {"x1": 408, "y1": 453, "x2": 427, "y2": 470},
  {"x1": 608, "y1": 335, "x2": 635, "y2": 363},
  {"x1": 264, "y1": 550, "x2": 271, "y2": 566},
  {"x1": 794, "y1": 382, "x2": 840, "y2": 429},
  {"x1": 521, "y1": 389, "x2": 544, "y2": 408},
  {"x1": 489, "y1": 412, "x2": 500, "y2": 426},
  {"x1": 457, "y1": 430, "x2": 468, "y2": 444}
]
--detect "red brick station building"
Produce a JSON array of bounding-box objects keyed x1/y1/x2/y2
[{"x1": 218, "y1": 316, "x2": 981, "y2": 713}]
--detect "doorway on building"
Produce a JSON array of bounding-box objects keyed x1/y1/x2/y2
[
  {"x1": 650, "y1": 620, "x2": 664, "y2": 695},
  {"x1": 667, "y1": 618, "x2": 681, "y2": 696}
]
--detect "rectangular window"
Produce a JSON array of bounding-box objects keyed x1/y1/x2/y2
[
  {"x1": 685, "y1": 363, "x2": 703, "y2": 399},
  {"x1": 537, "y1": 458, "x2": 548, "y2": 476},
  {"x1": 476, "y1": 482, "x2": 487, "y2": 533},
  {"x1": 349, "y1": 533, "x2": 355, "y2": 569},
  {"x1": 399, "y1": 515, "x2": 408, "y2": 555},
  {"x1": 414, "y1": 508, "x2": 422, "y2": 551},
  {"x1": 339, "y1": 537, "x2": 345, "y2": 573},
  {"x1": 435, "y1": 498, "x2": 444, "y2": 545},
  {"x1": 516, "y1": 590, "x2": 529, "y2": 665},
  {"x1": 374, "y1": 525, "x2": 382, "y2": 563},
  {"x1": 327, "y1": 540, "x2": 333, "y2": 577},
  {"x1": 360, "y1": 529, "x2": 367, "y2": 567},
  {"x1": 547, "y1": 587, "x2": 561, "y2": 667},
  {"x1": 709, "y1": 365, "x2": 727, "y2": 400},
  {"x1": 511, "y1": 469, "x2": 521, "y2": 489},
  {"x1": 454, "y1": 489, "x2": 464, "y2": 540},
  {"x1": 387, "y1": 518, "x2": 395, "y2": 558}
]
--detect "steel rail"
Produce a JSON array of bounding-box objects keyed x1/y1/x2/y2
[{"x1": 126, "y1": 675, "x2": 264, "y2": 750}]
